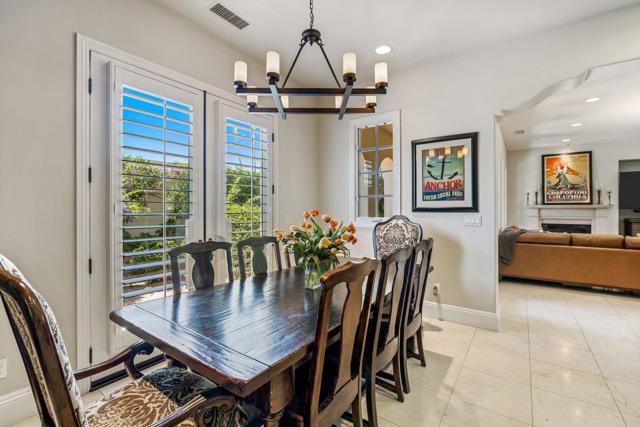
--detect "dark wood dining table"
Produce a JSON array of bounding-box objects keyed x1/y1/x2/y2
[{"x1": 109, "y1": 266, "x2": 351, "y2": 427}]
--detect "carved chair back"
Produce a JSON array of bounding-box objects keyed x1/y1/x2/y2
[
  {"x1": 168, "y1": 240, "x2": 234, "y2": 295},
  {"x1": 0, "y1": 255, "x2": 87, "y2": 427},
  {"x1": 369, "y1": 246, "x2": 416, "y2": 362},
  {"x1": 405, "y1": 238, "x2": 434, "y2": 328},
  {"x1": 236, "y1": 236, "x2": 283, "y2": 280},
  {"x1": 373, "y1": 215, "x2": 422, "y2": 259},
  {"x1": 306, "y1": 258, "x2": 378, "y2": 425}
]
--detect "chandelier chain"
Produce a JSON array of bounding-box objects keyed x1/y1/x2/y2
[{"x1": 309, "y1": 0, "x2": 314, "y2": 28}]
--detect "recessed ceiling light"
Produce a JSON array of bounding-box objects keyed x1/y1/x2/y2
[
  {"x1": 376, "y1": 45, "x2": 392, "y2": 55},
  {"x1": 571, "y1": 122, "x2": 583, "y2": 127},
  {"x1": 562, "y1": 138, "x2": 572, "y2": 142},
  {"x1": 585, "y1": 97, "x2": 600, "y2": 103}
]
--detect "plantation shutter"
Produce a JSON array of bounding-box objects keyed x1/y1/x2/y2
[
  {"x1": 114, "y1": 67, "x2": 202, "y2": 306},
  {"x1": 222, "y1": 108, "x2": 273, "y2": 277}
]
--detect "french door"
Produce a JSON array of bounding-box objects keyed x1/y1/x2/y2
[{"x1": 88, "y1": 54, "x2": 203, "y2": 369}]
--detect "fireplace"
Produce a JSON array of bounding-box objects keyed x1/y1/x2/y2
[{"x1": 542, "y1": 223, "x2": 592, "y2": 234}]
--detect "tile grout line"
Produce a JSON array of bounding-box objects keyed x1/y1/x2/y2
[
  {"x1": 436, "y1": 326, "x2": 477, "y2": 427},
  {"x1": 560, "y1": 289, "x2": 630, "y2": 427}
]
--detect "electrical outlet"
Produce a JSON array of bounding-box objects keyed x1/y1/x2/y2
[
  {"x1": 432, "y1": 283, "x2": 441, "y2": 296},
  {"x1": 0, "y1": 358, "x2": 7, "y2": 379}
]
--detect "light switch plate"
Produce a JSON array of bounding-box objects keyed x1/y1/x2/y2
[
  {"x1": 0, "y1": 358, "x2": 7, "y2": 379},
  {"x1": 464, "y1": 215, "x2": 482, "y2": 227}
]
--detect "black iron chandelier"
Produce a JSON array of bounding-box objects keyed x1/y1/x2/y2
[{"x1": 233, "y1": 0, "x2": 388, "y2": 120}]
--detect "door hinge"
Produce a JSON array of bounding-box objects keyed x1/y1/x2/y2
[
  {"x1": 271, "y1": 132, "x2": 275, "y2": 142},
  {"x1": 89, "y1": 347, "x2": 93, "y2": 365},
  {"x1": 88, "y1": 258, "x2": 93, "y2": 274},
  {"x1": 88, "y1": 167, "x2": 92, "y2": 183},
  {"x1": 88, "y1": 78, "x2": 92, "y2": 94}
]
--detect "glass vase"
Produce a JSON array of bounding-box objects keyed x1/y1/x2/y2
[{"x1": 304, "y1": 259, "x2": 335, "y2": 289}]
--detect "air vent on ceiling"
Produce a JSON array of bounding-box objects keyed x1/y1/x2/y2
[
  {"x1": 210, "y1": 3, "x2": 249, "y2": 29},
  {"x1": 514, "y1": 129, "x2": 525, "y2": 135}
]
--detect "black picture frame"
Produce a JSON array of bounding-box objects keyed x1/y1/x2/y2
[
  {"x1": 411, "y1": 132, "x2": 478, "y2": 212},
  {"x1": 541, "y1": 151, "x2": 593, "y2": 205}
]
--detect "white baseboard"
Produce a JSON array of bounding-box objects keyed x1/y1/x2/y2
[
  {"x1": 0, "y1": 387, "x2": 36, "y2": 426},
  {"x1": 424, "y1": 301, "x2": 499, "y2": 331}
]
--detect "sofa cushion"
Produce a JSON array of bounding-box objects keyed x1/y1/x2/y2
[
  {"x1": 518, "y1": 232, "x2": 570, "y2": 245},
  {"x1": 571, "y1": 234, "x2": 624, "y2": 248},
  {"x1": 625, "y1": 236, "x2": 640, "y2": 249}
]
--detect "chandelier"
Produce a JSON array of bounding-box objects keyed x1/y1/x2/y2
[{"x1": 233, "y1": 0, "x2": 388, "y2": 120}]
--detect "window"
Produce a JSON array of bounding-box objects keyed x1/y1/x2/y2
[
  {"x1": 350, "y1": 111, "x2": 401, "y2": 225},
  {"x1": 116, "y1": 78, "x2": 198, "y2": 305},
  {"x1": 224, "y1": 115, "x2": 273, "y2": 276}
]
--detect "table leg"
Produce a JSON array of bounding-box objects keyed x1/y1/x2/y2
[{"x1": 251, "y1": 367, "x2": 294, "y2": 427}]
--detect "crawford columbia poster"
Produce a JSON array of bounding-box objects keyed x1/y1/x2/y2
[
  {"x1": 412, "y1": 132, "x2": 478, "y2": 212},
  {"x1": 542, "y1": 151, "x2": 593, "y2": 205}
]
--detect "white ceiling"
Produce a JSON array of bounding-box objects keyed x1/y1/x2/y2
[
  {"x1": 501, "y1": 62, "x2": 640, "y2": 151},
  {"x1": 156, "y1": 0, "x2": 639, "y2": 87}
]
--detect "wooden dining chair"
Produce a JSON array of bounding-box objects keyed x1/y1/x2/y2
[
  {"x1": 365, "y1": 246, "x2": 416, "y2": 427},
  {"x1": 285, "y1": 258, "x2": 379, "y2": 427},
  {"x1": 399, "y1": 238, "x2": 434, "y2": 393},
  {"x1": 236, "y1": 236, "x2": 283, "y2": 280},
  {"x1": 169, "y1": 239, "x2": 234, "y2": 295},
  {"x1": 0, "y1": 254, "x2": 249, "y2": 427},
  {"x1": 372, "y1": 215, "x2": 422, "y2": 259}
]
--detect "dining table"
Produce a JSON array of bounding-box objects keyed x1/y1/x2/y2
[{"x1": 109, "y1": 265, "x2": 354, "y2": 427}]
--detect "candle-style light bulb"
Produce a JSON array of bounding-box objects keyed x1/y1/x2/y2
[
  {"x1": 247, "y1": 86, "x2": 258, "y2": 108},
  {"x1": 234, "y1": 61, "x2": 247, "y2": 87},
  {"x1": 365, "y1": 86, "x2": 377, "y2": 108},
  {"x1": 266, "y1": 51, "x2": 280, "y2": 81},
  {"x1": 375, "y1": 62, "x2": 388, "y2": 89},
  {"x1": 342, "y1": 52, "x2": 357, "y2": 82},
  {"x1": 281, "y1": 96, "x2": 289, "y2": 109}
]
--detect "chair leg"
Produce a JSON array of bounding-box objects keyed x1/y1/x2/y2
[
  {"x1": 416, "y1": 325, "x2": 427, "y2": 367},
  {"x1": 352, "y1": 392, "x2": 363, "y2": 427},
  {"x1": 391, "y1": 354, "x2": 405, "y2": 403},
  {"x1": 399, "y1": 335, "x2": 411, "y2": 395},
  {"x1": 365, "y1": 369, "x2": 378, "y2": 427}
]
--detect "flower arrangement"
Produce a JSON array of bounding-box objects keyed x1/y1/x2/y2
[{"x1": 274, "y1": 209, "x2": 357, "y2": 288}]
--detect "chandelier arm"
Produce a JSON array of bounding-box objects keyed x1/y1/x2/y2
[
  {"x1": 282, "y1": 40, "x2": 308, "y2": 88},
  {"x1": 318, "y1": 42, "x2": 342, "y2": 88}
]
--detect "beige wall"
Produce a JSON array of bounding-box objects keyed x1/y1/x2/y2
[
  {"x1": 317, "y1": 4, "x2": 640, "y2": 317},
  {"x1": 0, "y1": 0, "x2": 318, "y2": 398}
]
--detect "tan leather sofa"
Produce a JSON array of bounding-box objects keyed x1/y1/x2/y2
[{"x1": 500, "y1": 233, "x2": 640, "y2": 291}]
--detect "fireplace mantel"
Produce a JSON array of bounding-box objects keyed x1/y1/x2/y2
[{"x1": 525, "y1": 204, "x2": 613, "y2": 234}]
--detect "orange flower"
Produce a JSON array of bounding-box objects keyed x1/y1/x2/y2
[
  {"x1": 321, "y1": 214, "x2": 332, "y2": 223},
  {"x1": 351, "y1": 236, "x2": 358, "y2": 244},
  {"x1": 341, "y1": 232, "x2": 351, "y2": 241},
  {"x1": 304, "y1": 222, "x2": 313, "y2": 230},
  {"x1": 341, "y1": 225, "x2": 348, "y2": 232},
  {"x1": 310, "y1": 209, "x2": 320, "y2": 217},
  {"x1": 303, "y1": 211, "x2": 310, "y2": 219},
  {"x1": 329, "y1": 220, "x2": 338, "y2": 229},
  {"x1": 335, "y1": 238, "x2": 343, "y2": 245},
  {"x1": 347, "y1": 223, "x2": 356, "y2": 233}
]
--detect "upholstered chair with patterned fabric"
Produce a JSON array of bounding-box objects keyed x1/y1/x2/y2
[
  {"x1": 0, "y1": 254, "x2": 249, "y2": 427},
  {"x1": 372, "y1": 215, "x2": 423, "y2": 259}
]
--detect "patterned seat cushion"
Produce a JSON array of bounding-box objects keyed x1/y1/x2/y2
[{"x1": 86, "y1": 367, "x2": 248, "y2": 427}]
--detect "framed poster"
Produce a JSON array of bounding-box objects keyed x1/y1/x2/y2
[
  {"x1": 542, "y1": 151, "x2": 593, "y2": 205},
  {"x1": 412, "y1": 132, "x2": 478, "y2": 212}
]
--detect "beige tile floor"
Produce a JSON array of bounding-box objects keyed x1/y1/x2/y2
[{"x1": 14, "y1": 280, "x2": 640, "y2": 426}]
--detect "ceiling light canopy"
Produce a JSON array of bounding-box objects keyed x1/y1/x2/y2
[
  {"x1": 233, "y1": 0, "x2": 387, "y2": 120},
  {"x1": 585, "y1": 97, "x2": 600, "y2": 103},
  {"x1": 376, "y1": 45, "x2": 392, "y2": 55}
]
